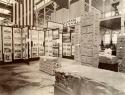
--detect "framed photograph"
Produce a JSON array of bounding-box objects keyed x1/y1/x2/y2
[
  {"x1": 63, "y1": 33, "x2": 71, "y2": 43},
  {"x1": 52, "y1": 29, "x2": 59, "y2": 39},
  {"x1": 53, "y1": 48, "x2": 59, "y2": 57}
]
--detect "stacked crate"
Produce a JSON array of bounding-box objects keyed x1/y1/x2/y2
[
  {"x1": 39, "y1": 56, "x2": 60, "y2": 75},
  {"x1": 80, "y1": 10, "x2": 100, "y2": 67},
  {"x1": 74, "y1": 25, "x2": 81, "y2": 63},
  {"x1": 59, "y1": 31, "x2": 63, "y2": 57},
  {"x1": 117, "y1": 35, "x2": 125, "y2": 59}
]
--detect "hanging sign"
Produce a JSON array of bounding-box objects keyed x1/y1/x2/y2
[{"x1": 64, "y1": 17, "x2": 81, "y2": 27}]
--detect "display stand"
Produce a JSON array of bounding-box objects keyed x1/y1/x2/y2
[
  {"x1": 2, "y1": 26, "x2": 13, "y2": 63},
  {"x1": 44, "y1": 28, "x2": 60, "y2": 57},
  {"x1": 28, "y1": 29, "x2": 40, "y2": 61},
  {"x1": 29, "y1": 29, "x2": 32, "y2": 59},
  {"x1": 39, "y1": 56, "x2": 60, "y2": 75},
  {"x1": 0, "y1": 25, "x2": 44, "y2": 64},
  {"x1": 52, "y1": 28, "x2": 60, "y2": 57},
  {"x1": 46, "y1": 21, "x2": 63, "y2": 57},
  {"x1": 62, "y1": 28, "x2": 72, "y2": 59},
  {"x1": 22, "y1": 27, "x2": 29, "y2": 64},
  {"x1": 100, "y1": 15, "x2": 125, "y2": 71},
  {"x1": 45, "y1": 29, "x2": 53, "y2": 56},
  {"x1": 63, "y1": 17, "x2": 81, "y2": 59},
  {"x1": 39, "y1": 30, "x2": 45, "y2": 56},
  {"x1": 13, "y1": 27, "x2": 22, "y2": 63},
  {"x1": 31, "y1": 29, "x2": 39, "y2": 58}
]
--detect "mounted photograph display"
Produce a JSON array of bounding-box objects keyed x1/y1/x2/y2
[
  {"x1": 52, "y1": 29, "x2": 59, "y2": 39},
  {"x1": 62, "y1": 33, "x2": 71, "y2": 43},
  {"x1": 31, "y1": 29, "x2": 39, "y2": 58},
  {"x1": 29, "y1": 29, "x2": 32, "y2": 58},
  {"x1": 39, "y1": 30, "x2": 45, "y2": 56},
  {"x1": 2, "y1": 26, "x2": 12, "y2": 62},
  {"x1": 13, "y1": 28, "x2": 22, "y2": 59},
  {"x1": 45, "y1": 30, "x2": 53, "y2": 56},
  {"x1": 22, "y1": 27, "x2": 29, "y2": 59}
]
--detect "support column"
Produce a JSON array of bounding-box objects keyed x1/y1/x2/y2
[
  {"x1": 89, "y1": 0, "x2": 92, "y2": 12},
  {"x1": 13, "y1": 0, "x2": 16, "y2": 25},
  {"x1": 102, "y1": 0, "x2": 105, "y2": 18},
  {"x1": 80, "y1": 0, "x2": 85, "y2": 16},
  {"x1": 35, "y1": 10, "x2": 39, "y2": 29},
  {"x1": 44, "y1": 0, "x2": 46, "y2": 27},
  {"x1": 68, "y1": 0, "x2": 71, "y2": 20},
  {"x1": 53, "y1": 2, "x2": 57, "y2": 22},
  {"x1": 121, "y1": 14, "x2": 125, "y2": 35}
]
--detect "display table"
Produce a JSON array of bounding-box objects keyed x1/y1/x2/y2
[
  {"x1": 55, "y1": 63, "x2": 125, "y2": 95},
  {"x1": 39, "y1": 56, "x2": 61, "y2": 75},
  {"x1": 99, "y1": 54, "x2": 118, "y2": 72}
]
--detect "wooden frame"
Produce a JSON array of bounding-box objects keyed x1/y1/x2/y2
[
  {"x1": 52, "y1": 28, "x2": 59, "y2": 40},
  {"x1": 2, "y1": 26, "x2": 13, "y2": 63}
]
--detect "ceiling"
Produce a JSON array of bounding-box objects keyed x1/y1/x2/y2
[
  {"x1": 0, "y1": 0, "x2": 124, "y2": 22},
  {"x1": 35, "y1": 0, "x2": 115, "y2": 13}
]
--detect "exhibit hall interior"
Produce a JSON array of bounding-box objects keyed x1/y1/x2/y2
[{"x1": 0, "y1": 0, "x2": 125, "y2": 95}]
